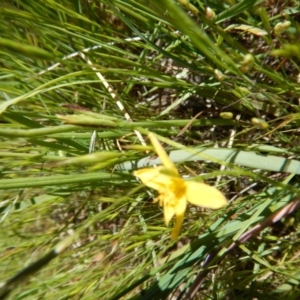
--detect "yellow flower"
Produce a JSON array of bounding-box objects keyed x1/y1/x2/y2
[{"x1": 134, "y1": 133, "x2": 228, "y2": 240}]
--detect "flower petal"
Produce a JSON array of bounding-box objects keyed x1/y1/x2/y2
[
  {"x1": 134, "y1": 166, "x2": 182, "y2": 191},
  {"x1": 171, "y1": 213, "x2": 184, "y2": 240},
  {"x1": 148, "y1": 133, "x2": 178, "y2": 175},
  {"x1": 164, "y1": 200, "x2": 176, "y2": 226},
  {"x1": 185, "y1": 181, "x2": 228, "y2": 209},
  {"x1": 134, "y1": 168, "x2": 168, "y2": 192},
  {"x1": 171, "y1": 196, "x2": 187, "y2": 240}
]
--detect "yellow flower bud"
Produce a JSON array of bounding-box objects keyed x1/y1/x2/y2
[
  {"x1": 240, "y1": 53, "x2": 255, "y2": 73},
  {"x1": 214, "y1": 69, "x2": 226, "y2": 81},
  {"x1": 274, "y1": 21, "x2": 291, "y2": 36},
  {"x1": 206, "y1": 7, "x2": 215, "y2": 19},
  {"x1": 220, "y1": 112, "x2": 234, "y2": 119},
  {"x1": 251, "y1": 118, "x2": 269, "y2": 130}
]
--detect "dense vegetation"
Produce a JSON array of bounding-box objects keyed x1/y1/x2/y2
[{"x1": 1, "y1": 0, "x2": 300, "y2": 299}]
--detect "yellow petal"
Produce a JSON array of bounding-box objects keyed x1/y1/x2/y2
[
  {"x1": 185, "y1": 181, "x2": 228, "y2": 209},
  {"x1": 134, "y1": 166, "x2": 181, "y2": 191},
  {"x1": 134, "y1": 168, "x2": 167, "y2": 192},
  {"x1": 148, "y1": 133, "x2": 178, "y2": 175},
  {"x1": 164, "y1": 201, "x2": 176, "y2": 226},
  {"x1": 171, "y1": 196, "x2": 187, "y2": 239},
  {"x1": 171, "y1": 213, "x2": 184, "y2": 240}
]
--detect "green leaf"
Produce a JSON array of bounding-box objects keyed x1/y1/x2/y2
[{"x1": 0, "y1": 38, "x2": 54, "y2": 60}]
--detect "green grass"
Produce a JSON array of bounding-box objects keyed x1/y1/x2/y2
[{"x1": 1, "y1": 0, "x2": 300, "y2": 299}]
